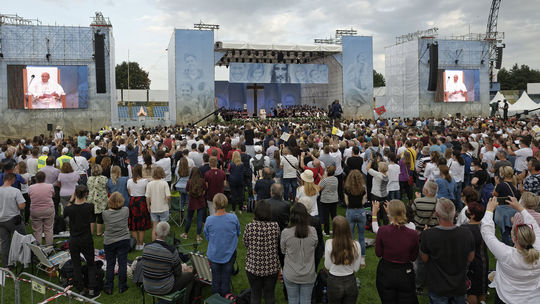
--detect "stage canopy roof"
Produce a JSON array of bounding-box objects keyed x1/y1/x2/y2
[{"x1": 215, "y1": 41, "x2": 342, "y2": 66}]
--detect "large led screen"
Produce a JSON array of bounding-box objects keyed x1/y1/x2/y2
[
  {"x1": 436, "y1": 69, "x2": 480, "y2": 102},
  {"x1": 7, "y1": 65, "x2": 88, "y2": 109}
]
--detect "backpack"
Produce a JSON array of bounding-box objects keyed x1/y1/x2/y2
[
  {"x1": 83, "y1": 260, "x2": 105, "y2": 293},
  {"x1": 59, "y1": 260, "x2": 74, "y2": 287},
  {"x1": 241, "y1": 154, "x2": 253, "y2": 179},
  {"x1": 312, "y1": 268, "x2": 328, "y2": 303},
  {"x1": 252, "y1": 156, "x2": 265, "y2": 175}
]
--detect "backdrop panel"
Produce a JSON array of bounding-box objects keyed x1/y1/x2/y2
[
  {"x1": 342, "y1": 36, "x2": 374, "y2": 118},
  {"x1": 174, "y1": 30, "x2": 214, "y2": 122},
  {"x1": 229, "y1": 63, "x2": 328, "y2": 84}
]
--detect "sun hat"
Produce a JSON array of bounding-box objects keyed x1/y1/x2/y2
[{"x1": 300, "y1": 170, "x2": 314, "y2": 183}]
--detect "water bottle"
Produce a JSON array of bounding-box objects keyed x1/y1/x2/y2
[{"x1": 322, "y1": 286, "x2": 327, "y2": 304}]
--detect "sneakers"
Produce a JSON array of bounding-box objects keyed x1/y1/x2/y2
[
  {"x1": 135, "y1": 244, "x2": 145, "y2": 251},
  {"x1": 360, "y1": 256, "x2": 366, "y2": 269}
]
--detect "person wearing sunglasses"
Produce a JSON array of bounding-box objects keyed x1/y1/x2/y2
[{"x1": 482, "y1": 196, "x2": 540, "y2": 304}]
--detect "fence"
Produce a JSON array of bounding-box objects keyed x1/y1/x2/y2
[
  {"x1": 0, "y1": 268, "x2": 20, "y2": 304},
  {"x1": 0, "y1": 271, "x2": 100, "y2": 304}
]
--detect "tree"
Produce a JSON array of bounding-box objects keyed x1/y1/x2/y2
[
  {"x1": 497, "y1": 64, "x2": 540, "y2": 91},
  {"x1": 373, "y1": 69, "x2": 385, "y2": 87},
  {"x1": 115, "y1": 61, "x2": 151, "y2": 90}
]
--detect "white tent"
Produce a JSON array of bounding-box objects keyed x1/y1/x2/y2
[
  {"x1": 508, "y1": 92, "x2": 540, "y2": 114},
  {"x1": 490, "y1": 91, "x2": 505, "y2": 104}
]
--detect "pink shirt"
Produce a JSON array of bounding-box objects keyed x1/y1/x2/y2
[{"x1": 28, "y1": 183, "x2": 54, "y2": 211}]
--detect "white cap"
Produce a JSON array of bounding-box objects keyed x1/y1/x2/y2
[
  {"x1": 20, "y1": 139, "x2": 25, "y2": 144},
  {"x1": 42, "y1": 146, "x2": 49, "y2": 153},
  {"x1": 95, "y1": 136, "x2": 100, "y2": 140},
  {"x1": 62, "y1": 147, "x2": 69, "y2": 154},
  {"x1": 254, "y1": 146, "x2": 263, "y2": 153}
]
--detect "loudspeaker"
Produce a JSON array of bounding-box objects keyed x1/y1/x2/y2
[
  {"x1": 495, "y1": 47, "x2": 503, "y2": 69},
  {"x1": 47, "y1": 124, "x2": 53, "y2": 131},
  {"x1": 94, "y1": 33, "x2": 107, "y2": 93},
  {"x1": 428, "y1": 43, "x2": 438, "y2": 91}
]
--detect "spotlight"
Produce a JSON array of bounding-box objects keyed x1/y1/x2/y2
[
  {"x1": 46, "y1": 53, "x2": 51, "y2": 61},
  {"x1": 481, "y1": 59, "x2": 485, "y2": 64},
  {"x1": 0, "y1": 53, "x2": 4, "y2": 58},
  {"x1": 455, "y1": 59, "x2": 458, "y2": 64}
]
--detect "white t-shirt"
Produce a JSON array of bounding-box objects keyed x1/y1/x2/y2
[
  {"x1": 0, "y1": 187, "x2": 25, "y2": 221},
  {"x1": 514, "y1": 147, "x2": 533, "y2": 172},
  {"x1": 448, "y1": 159, "x2": 465, "y2": 183},
  {"x1": 296, "y1": 186, "x2": 319, "y2": 216},
  {"x1": 330, "y1": 151, "x2": 343, "y2": 175},
  {"x1": 387, "y1": 164, "x2": 400, "y2": 191},
  {"x1": 70, "y1": 156, "x2": 89, "y2": 175},
  {"x1": 145, "y1": 179, "x2": 171, "y2": 213},
  {"x1": 281, "y1": 155, "x2": 298, "y2": 179},
  {"x1": 154, "y1": 158, "x2": 172, "y2": 182},
  {"x1": 324, "y1": 239, "x2": 361, "y2": 276},
  {"x1": 127, "y1": 178, "x2": 148, "y2": 197}
]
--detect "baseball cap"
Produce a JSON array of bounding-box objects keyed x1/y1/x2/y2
[
  {"x1": 42, "y1": 146, "x2": 49, "y2": 153},
  {"x1": 62, "y1": 148, "x2": 69, "y2": 154}
]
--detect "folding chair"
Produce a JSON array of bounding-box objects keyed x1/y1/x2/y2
[
  {"x1": 169, "y1": 194, "x2": 185, "y2": 228},
  {"x1": 27, "y1": 243, "x2": 70, "y2": 277},
  {"x1": 190, "y1": 253, "x2": 212, "y2": 286}
]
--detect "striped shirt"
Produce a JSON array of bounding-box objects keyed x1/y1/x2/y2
[
  {"x1": 411, "y1": 197, "x2": 439, "y2": 231},
  {"x1": 142, "y1": 240, "x2": 182, "y2": 295}
]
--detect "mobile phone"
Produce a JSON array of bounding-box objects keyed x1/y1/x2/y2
[{"x1": 496, "y1": 196, "x2": 509, "y2": 205}]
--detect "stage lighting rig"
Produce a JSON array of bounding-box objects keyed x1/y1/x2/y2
[{"x1": 194, "y1": 22, "x2": 219, "y2": 31}]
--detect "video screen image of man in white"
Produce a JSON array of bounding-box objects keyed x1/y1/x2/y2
[
  {"x1": 28, "y1": 72, "x2": 65, "y2": 108},
  {"x1": 445, "y1": 72, "x2": 468, "y2": 102}
]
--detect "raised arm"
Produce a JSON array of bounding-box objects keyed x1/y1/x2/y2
[{"x1": 481, "y1": 197, "x2": 513, "y2": 260}]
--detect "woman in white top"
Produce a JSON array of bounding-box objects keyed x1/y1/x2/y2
[
  {"x1": 386, "y1": 153, "x2": 401, "y2": 200},
  {"x1": 324, "y1": 216, "x2": 361, "y2": 303},
  {"x1": 154, "y1": 150, "x2": 172, "y2": 184},
  {"x1": 126, "y1": 164, "x2": 150, "y2": 250},
  {"x1": 296, "y1": 170, "x2": 320, "y2": 217},
  {"x1": 424, "y1": 151, "x2": 441, "y2": 182},
  {"x1": 367, "y1": 156, "x2": 389, "y2": 224},
  {"x1": 482, "y1": 197, "x2": 540, "y2": 304}
]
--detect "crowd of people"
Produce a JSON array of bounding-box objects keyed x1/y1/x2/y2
[
  {"x1": 222, "y1": 105, "x2": 328, "y2": 120},
  {"x1": 0, "y1": 114, "x2": 539, "y2": 303}
]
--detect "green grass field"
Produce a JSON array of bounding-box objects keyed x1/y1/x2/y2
[{"x1": 8, "y1": 197, "x2": 498, "y2": 304}]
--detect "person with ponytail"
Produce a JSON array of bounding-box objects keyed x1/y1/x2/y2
[
  {"x1": 324, "y1": 216, "x2": 361, "y2": 303},
  {"x1": 435, "y1": 165, "x2": 456, "y2": 203},
  {"x1": 373, "y1": 200, "x2": 419, "y2": 304},
  {"x1": 482, "y1": 196, "x2": 540, "y2": 303}
]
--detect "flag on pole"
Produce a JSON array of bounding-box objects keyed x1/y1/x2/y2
[{"x1": 375, "y1": 106, "x2": 386, "y2": 116}]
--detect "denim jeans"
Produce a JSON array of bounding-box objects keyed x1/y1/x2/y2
[
  {"x1": 428, "y1": 292, "x2": 466, "y2": 304},
  {"x1": 454, "y1": 182, "x2": 463, "y2": 211},
  {"x1": 388, "y1": 190, "x2": 400, "y2": 200},
  {"x1": 283, "y1": 273, "x2": 314, "y2": 304},
  {"x1": 346, "y1": 208, "x2": 366, "y2": 255},
  {"x1": 185, "y1": 208, "x2": 204, "y2": 235},
  {"x1": 282, "y1": 178, "x2": 297, "y2": 202},
  {"x1": 230, "y1": 183, "x2": 244, "y2": 211},
  {"x1": 178, "y1": 188, "x2": 188, "y2": 211},
  {"x1": 104, "y1": 239, "x2": 130, "y2": 290},
  {"x1": 209, "y1": 251, "x2": 237, "y2": 296}
]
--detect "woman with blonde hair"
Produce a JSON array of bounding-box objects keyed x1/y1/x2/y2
[
  {"x1": 373, "y1": 200, "x2": 419, "y2": 304},
  {"x1": 512, "y1": 191, "x2": 540, "y2": 228},
  {"x1": 344, "y1": 169, "x2": 368, "y2": 267},
  {"x1": 324, "y1": 216, "x2": 361, "y2": 303},
  {"x1": 227, "y1": 151, "x2": 245, "y2": 212},
  {"x1": 87, "y1": 164, "x2": 108, "y2": 236},
  {"x1": 107, "y1": 166, "x2": 130, "y2": 207},
  {"x1": 483, "y1": 197, "x2": 540, "y2": 303},
  {"x1": 296, "y1": 170, "x2": 320, "y2": 216}
]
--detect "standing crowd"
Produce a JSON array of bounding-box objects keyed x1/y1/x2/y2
[{"x1": 0, "y1": 115, "x2": 539, "y2": 303}]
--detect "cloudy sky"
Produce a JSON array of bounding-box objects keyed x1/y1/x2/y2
[{"x1": 4, "y1": 0, "x2": 539, "y2": 89}]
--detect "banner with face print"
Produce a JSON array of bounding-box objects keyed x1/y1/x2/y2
[{"x1": 228, "y1": 63, "x2": 328, "y2": 84}]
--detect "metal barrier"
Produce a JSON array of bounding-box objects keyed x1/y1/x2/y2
[
  {"x1": 0, "y1": 267, "x2": 20, "y2": 304},
  {"x1": 17, "y1": 272, "x2": 100, "y2": 304}
]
